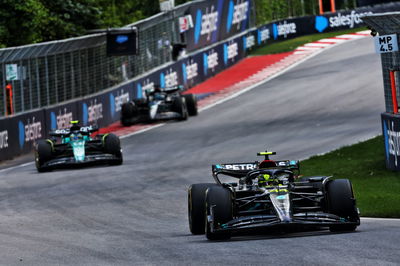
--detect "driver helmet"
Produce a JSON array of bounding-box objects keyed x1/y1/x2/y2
[
  {"x1": 70, "y1": 131, "x2": 83, "y2": 141},
  {"x1": 258, "y1": 174, "x2": 273, "y2": 187}
]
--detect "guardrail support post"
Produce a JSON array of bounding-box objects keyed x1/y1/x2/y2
[{"x1": 390, "y1": 70, "x2": 398, "y2": 114}]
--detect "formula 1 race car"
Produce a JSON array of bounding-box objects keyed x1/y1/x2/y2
[
  {"x1": 188, "y1": 151, "x2": 360, "y2": 240},
  {"x1": 35, "y1": 121, "x2": 123, "y2": 172},
  {"x1": 120, "y1": 85, "x2": 198, "y2": 126}
]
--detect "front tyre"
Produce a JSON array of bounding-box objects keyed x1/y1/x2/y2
[
  {"x1": 172, "y1": 96, "x2": 188, "y2": 121},
  {"x1": 103, "y1": 133, "x2": 123, "y2": 165},
  {"x1": 326, "y1": 179, "x2": 359, "y2": 232},
  {"x1": 184, "y1": 94, "x2": 198, "y2": 116},
  {"x1": 205, "y1": 186, "x2": 232, "y2": 240},
  {"x1": 120, "y1": 102, "x2": 138, "y2": 126},
  {"x1": 188, "y1": 183, "x2": 218, "y2": 235},
  {"x1": 35, "y1": 139, "x2": 53, "y2": 172}
]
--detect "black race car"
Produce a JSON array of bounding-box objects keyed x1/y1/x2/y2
[
  {"x1": 188, "y1": 151, "x2": 360, "y2": 240},
  {"x1": 35, "y1": 121, "x2": 123, "y2": 172},
  {"x1": 120, "y1": 85, "x2": 198, "y2": 126}
]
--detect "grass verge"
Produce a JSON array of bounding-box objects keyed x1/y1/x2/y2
[
  {"x1": 300, "y1": 136, "x2": 400, "y2": 218},
  {"x1": 250, "y1": 27, "x2": 369, "y2": 55}
]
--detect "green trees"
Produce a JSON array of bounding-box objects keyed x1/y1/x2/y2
[
  {"x1": 0, "y1": 0, "x2": 48, "y2": 47},
  {"x1": 0, "y1": 0, "x2": 161, "y2": 48}
]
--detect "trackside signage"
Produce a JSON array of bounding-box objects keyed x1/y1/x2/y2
[
  {"x1": 374, "y1": 34, "x2": 398, "y2": 54},
  {"x1": 382, "y1": 113, "x2": 400, "y2": 170}
]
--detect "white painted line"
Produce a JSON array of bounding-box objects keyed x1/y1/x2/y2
[
  {"x1": 296, "y1": 46, "x2": 323, "y2": 51},
  {"x1": 304, "y1": 43, "x2": 332, "y2": 47},
  {"x1": 318, "y1": 38, "x2": 346, "y2": 43},
  {"x1": 119, "y1": 123, "x2": 166, "y2": 139},
  {"x1": 336, "y1": 34, "x2": 364, "y2": 39},
  {"x1": 361, "y1": 217, "x2": 400, "y2": 221},
  {"x1": 0, "y1": 162, "x2": 34, "y2": 173}
]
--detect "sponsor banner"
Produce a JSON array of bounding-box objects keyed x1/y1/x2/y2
[
  {"x1": 314, "y1": 3, "x2": 400, "y2": 34},
  {"x1": 134, "y1": 73, "x2": 159, "y2": 99},
  {"x1": 243, "y1": 32, "x2": 256, "y2": 51},
  {"x1": 1, "y1": 110, "x2": 47, "y2": 158},
  {"x1": 186, "y1": 0, "x2": 224, "y2": 51},
  {"x1": 44, "y1": 102, "x2": 78, "y2": 132},
  {"x1": 16, "y1": 110, "x2": 46, "y2": 154},
  {"x1": 185, "y1": 0, "x2": 252, "y2": 51},
  {"x1": 181, "y1": 52, "x2": 204, "y2": 88},
  {"x1": 78, "y1": 94, "x2": 110, "y2": 128},
  {"x1": 108, "y1": 84, "x2": 132, "y2": 120},
  {"x1": 0, "y1": 117, "x2": 11, "y2": 161},
  {"x1": 222, "y1": 36, "x2": 245, "y2": 68},
  {"x1": 219, "y1": 0, "x2": 252, "y2": 40},
  {"x1": 159, "y1": 64, "x2": 182, "y2": 89},
  {"x1": 382, "y1": 113, "x2": 400, "y2": 171},
  {"x1": 202, "y1": 46, "x2": 223, "y2": 78}
]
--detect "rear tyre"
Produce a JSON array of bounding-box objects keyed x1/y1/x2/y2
[
  {"x1": 35, "y1": 140, "x2": 53, "y2": 172},
  {"x1": 188, "y1": 183, "x2": 218, "y2": 235},
  {"x1": 184, "y1": 94, "x2": 198, "y2": 116},
  {"x1": 120, "y1": 102, "x2": 137, "y2": 126},
  {"x1": 103, "y1": 133, "x2": 123, "y2": 165},
  {"x1": 172, "y1": 97, "x2": 188, "y2": 121},
  {"x1": 326, "y1": 179, "x2": 359, "y2": 232},
  {"x1": 205, "y1": 186, "x2": 232, "y2": 240}
]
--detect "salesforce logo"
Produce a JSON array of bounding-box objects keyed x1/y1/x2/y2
[
  {"x1": 116, "y1": 35, "x2": 128, "y2": 44},
  {"x1": 110, "y1": 90, "x2": 130, "y2": 117},
  {"x1": 272, "y1": 21, "x2": 297, "y2": 40},
  {"x1": 257, "y1": 28, "x2": 270, "y2": 45},
  {"x1": 223, "y1": 42, "x2": 238, "y2": 65},
  {"x1": 194, "y1": 6, "x2": 219, "y2": 44},
  {"x1": 315, "y1": 16, "x2": 329, "y2": 33},
  {"x1": 82, "y1": 100, "x2": 103, "y2": 125},
  {"x1": 203, "y1": 50, "x2": 219, "y2": 76},
  {"x1": 243, "y1": 35, "x2": 255, "y2": 50},
  {"x1": 226, "y1": 0, "x2": 249, "y2": 33},
  {"x1": 182, "y1": 60, "x2": 199, "y2": 84},
  {"x1": 160, "y1": 69, "x2": 178, "y2": 88},
  {"x1": 50, "y1": 108, "x2": 73, "y2": 130},
  {"x1": 18, "y1": 117, "x2": 42, "y2": 149}
]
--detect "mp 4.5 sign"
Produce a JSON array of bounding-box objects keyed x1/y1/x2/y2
[{"x1": 374, "y1": 34, "x2": 399, "y2": 54}]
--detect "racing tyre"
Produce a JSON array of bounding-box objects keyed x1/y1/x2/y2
[
  {"x1": 184, "y1": 94, "x2": 198, "y2": 116},
  {"x1": 103, "y1": 133, "x2": 123, "y2": 165},
  {"x1": 326, "y1": 179, "x2": 359, "y2": 232},
  {"x1": 172, "y1": 96, "x2": 188, "y2": 121},
  {"x1": 121, "y1": 102, "x2": 137, "y2": 126},
  {"x1": 35, "y1": 139, "x2": 53, "y2": 172},
  {"x1": 205, "y1": 186, "x2": 232, "y2": 240},
  {"x1": 188, "y1": 183, "x2": 219, "y2": 235}
]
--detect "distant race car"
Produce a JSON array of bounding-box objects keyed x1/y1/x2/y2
[
  {"x1": 120, "y1": 85, "x2": 198, "y2": 126},
  {"x1": 35, "y1": 121, "x2": 123, "y2": 172},
  {"x1": 188, "y1": 151, "x2": 360, "y2": 240}
]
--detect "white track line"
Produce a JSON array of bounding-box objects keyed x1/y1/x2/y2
[{"x1": 361, "y1": 217, "x2": 400, "y2": 221}]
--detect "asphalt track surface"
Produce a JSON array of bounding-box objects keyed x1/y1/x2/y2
[{"x1": 1, "y1": 37, "x2": 399, "y2": 266}]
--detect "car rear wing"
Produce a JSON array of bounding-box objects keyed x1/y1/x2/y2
[
  {"x1": 49, "y1": 125, "x2": 99, "y2": 137},
  {"x1": 212, "y1": 160, "x2": 300, "y2": 184}
]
